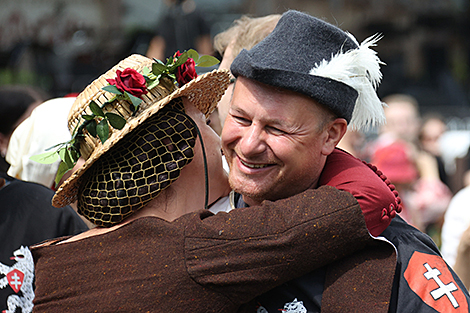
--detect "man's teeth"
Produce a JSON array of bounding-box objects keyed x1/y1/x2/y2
[{"x1": 240, "y1": 159, "x2": 269, "y2": 169}]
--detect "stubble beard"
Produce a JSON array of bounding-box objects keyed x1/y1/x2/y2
[{"x1": 228, "y1": 171, "x2": 286, "y2": 206}]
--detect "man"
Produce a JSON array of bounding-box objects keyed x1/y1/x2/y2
[{"x1": 222, "y1": 10, "x2": 470, "y2": 312}]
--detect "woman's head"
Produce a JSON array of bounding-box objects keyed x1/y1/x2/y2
[
  {"x1": 50, "y1": 54, "x2": 230, "y2": 226},
  {"x1": 78, "y1": 98, "x2": 198, "y2": 226},
  {"x1": 78, "y1": 97, "x2": 229, "y2": 226}
]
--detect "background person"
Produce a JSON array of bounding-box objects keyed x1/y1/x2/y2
[
  {"x1": 5, "y1": 96, "x2": 94, "y2": 228},
  {"x1": 441, "y1": 184, "x2": 470, "y2": 267},
  {"x1": 0, "y1": 85, "x2": 48, "y2": 173},
  {"x1": 419, "y1": 113, "x2": 450, "y2": 188},
  {"x1": 370, "y1": 94, "x2": 452, "y2": 242},
  {"x1": 453, "y1": 222, "x2": 470, "y2": 290},
  {"x1": 6, "y1": 97, "x2": 75, "y2": 189},
  {"x1": 146, "y1": 0, "x2": 212, "y2": 62}
]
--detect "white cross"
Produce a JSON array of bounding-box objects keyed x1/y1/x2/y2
[
  {"x1": 9, "y1": 272, "x2": 22, "y2": 290},
  {"x1": 423, "y1": 263, "x2": 459, "y2": 308}
]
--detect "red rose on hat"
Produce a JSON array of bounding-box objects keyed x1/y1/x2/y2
[
  {"x1": 174, "y1": 51, "x2": 197, "y2": 86},
  {"x1": 106, "y1": 68, "x2": 148, "y2": 98}
]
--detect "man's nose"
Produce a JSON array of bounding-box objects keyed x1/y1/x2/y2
[{"x1": 238, "y1": 125, "x2": 267, "y2": 157}]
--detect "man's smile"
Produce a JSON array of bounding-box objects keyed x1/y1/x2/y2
[{"x1": 239, "y1": 158, "x2": 271, "y2": 169}]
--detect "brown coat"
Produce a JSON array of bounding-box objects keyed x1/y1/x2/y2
[{"x1": 32, "y1": 186, "x2": 381, "y2": 312}]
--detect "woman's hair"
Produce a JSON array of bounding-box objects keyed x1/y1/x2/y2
[{"x1": 214, "y1": 14, "x2": 281, "y2": 65}]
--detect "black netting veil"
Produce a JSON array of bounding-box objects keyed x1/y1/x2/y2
[{"x1": 77, "y1": 98, "x2": 197, "y2": 227}]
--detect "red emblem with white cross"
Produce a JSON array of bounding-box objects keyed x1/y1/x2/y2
[
  {"x1": 404, "y1": 251, "x2": 469, "y2": 312},
  {"x1": 6, "y1": 269, "x2": 24, "y2": 293}
]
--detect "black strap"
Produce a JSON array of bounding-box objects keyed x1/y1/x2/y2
[{"x1": 169, "y1": 109, "x2": 209, "y2": 210}]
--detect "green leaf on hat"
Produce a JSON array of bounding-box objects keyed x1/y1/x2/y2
[
  {"x1": 166, "y1": 55, "x2": 175, "y2": 65},
  {"x1": 102, "y1": 85, "x2": 122, "y2": 95},
  {"x1": 89, "y1": 101, "x2": 105, "y2": 117},
  {"x1": 152, "y1": 62, "x2": 168, "y2": 76},
  {"x1": 143, "y1": 67, "x2": 151, "y2": 76},
  {"x1": 69, "y1": 146, "x2": 80, "y2": 162},
  {"x1": 172, "y1": 51, "x2": 188, "y2": 69},
  {"x1": 187, "y1": 49, "x2": 199, "y2": 62},
  {"x1": 125, "y1": 92, "x2": 143, "y2": 110},
  {"x1": 86, "y1": 119, "x2": 98, "y2": 137},
  {"x1": 82, "y1": 114, "x2": 95, "y2": 121},
  {"x1": 197, "y1": 55, "x2": 220, "y2": 67},
  {"x1": 59, "y1": 147, "x2": 75, "y2": 169},
  {"x1": 143, "y1": 66, "x2": 159, "y2": 86},
  {"x1": 68, "y1": 147, "x2": 79, "y2": 166},
  {"x1": 106, "y1": 112, "x2": 126, "y2": 130},
  {"x1": 146, "y1": 77, "x2": 160, "y2": 90},
  {"x1": 96, "y1": 119, "x2": 109, "y2": 144},
  {"x1": 29, "y1": 150, "x2": 59, "y2": 164},
  {"x1": 153, "y1": 58, "x2": 165, "y2": 65},
  {"x1": 54, "y1": 161, "x2": 70, "y2": 186}
]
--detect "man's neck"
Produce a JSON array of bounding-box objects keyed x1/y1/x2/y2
[
  {"x1": 235, "y1": 192, "x2": 248, "y2": 208},
  {"x1": 242, "y1": 196, "x2": 261, "y2": 207}
]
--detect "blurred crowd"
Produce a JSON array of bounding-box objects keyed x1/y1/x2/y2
[{"x1": 336, "y1": 91, "x2": 470, "y2": 287}]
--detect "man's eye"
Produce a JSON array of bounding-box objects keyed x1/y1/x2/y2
[
  {"x1": 206, "y1": 119, "x2": 211, "y2": 125},
  {"x1": 267, "y1": 126, "x2": 287, "y2": 135},
  {"x1": 233, "y1": 115, "x2": 250, "y2": 124}
]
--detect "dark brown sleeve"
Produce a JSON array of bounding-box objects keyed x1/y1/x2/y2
[{"x1": 184, "y1": 185, "x2": 373, "y2": 304}]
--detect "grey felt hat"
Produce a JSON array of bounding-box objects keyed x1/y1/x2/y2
[{"x1": 231, "y1": 10, "x2": 386, "y2": 130}]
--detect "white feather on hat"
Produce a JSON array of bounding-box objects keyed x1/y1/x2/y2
[{"x1": 309, "y1": 33, "x2": 386, "y2": 130}]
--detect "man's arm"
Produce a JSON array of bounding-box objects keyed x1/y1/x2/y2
[{"x1": 319, "y1": 148, "x2": 402, "y2": 236}]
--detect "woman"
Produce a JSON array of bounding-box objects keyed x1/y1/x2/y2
[{"x1": 31, "y1": 53, "x2": 398, "y2": 312}]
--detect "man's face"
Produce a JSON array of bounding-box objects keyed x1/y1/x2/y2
[
  {"x1": 221, "y1": 77, "x2": 338, "y2": 206},
  {"x1": 383, "y1": 100, "x2": 420, "y2": 143}
]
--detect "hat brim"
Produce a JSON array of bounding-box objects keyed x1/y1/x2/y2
[{"x1": 52, "y1": 56, "x2": 229, "y2": 208}]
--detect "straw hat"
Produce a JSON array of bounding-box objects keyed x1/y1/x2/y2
[{"x1": 52, "y1": 54, "x2": 229, "y2": 208}]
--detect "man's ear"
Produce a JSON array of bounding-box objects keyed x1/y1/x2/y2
[{"x1": 321, "y1": 118, "x2": 348, "y2": 156}]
